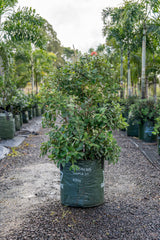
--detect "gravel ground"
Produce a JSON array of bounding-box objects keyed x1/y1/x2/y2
[{"x1": 0, "y1": 123, "x2": 160, "y2": 240}]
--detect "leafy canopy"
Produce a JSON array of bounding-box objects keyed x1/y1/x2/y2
[
  {"x1": 40, "y1": 54, "x2": 126, "y2": 170},
  {"x1": 3, "y1": 7, "x2": 47, "y2": 48}
]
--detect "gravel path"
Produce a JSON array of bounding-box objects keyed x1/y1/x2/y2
[{"x1": 0, "y1": 124, "x2": 160, "y2": 240}]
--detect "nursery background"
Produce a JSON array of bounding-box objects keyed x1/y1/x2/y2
[{"x1": 0, "y1": 0, "x2": 160, "y2": 239}]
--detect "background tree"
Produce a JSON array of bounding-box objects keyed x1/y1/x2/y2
[
  {"x1": 33, "y1": 49, "x2": 56, "y2": 93},
  {"x1": 0, "y1": 0, "x2": 17, "y2": 29},
  {"x1": 3, "y1": 7, "x2": 48, "y2": 93},
  {"x1": 139, "y1": 0, "x2": 160, "y2": 99},
  {"x1": 102, "y1": 5, "x2": 126, "y2": 97},
  {"x1": 44, "y1": 20, "x2": 64, "y2": 66}
]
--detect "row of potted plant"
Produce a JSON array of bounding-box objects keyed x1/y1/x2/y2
[
  {"x1": 120, "y1": 97, "x2": 160, "y2": 155},
  {"x1": 0, "y1": 92, "x2": 44, "y2": 140}
]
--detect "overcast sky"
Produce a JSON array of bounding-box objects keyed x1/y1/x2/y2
[{"x1": 17, "y1": 0, "x2": 124, "y2": 53}]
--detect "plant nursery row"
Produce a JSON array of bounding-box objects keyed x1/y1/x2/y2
[
  {"x1": 0, "y1": 92, "x2": 44, "y2": 140},
  {"x1": 121, "y1": 97, "x2": 160, "y2": 155}
]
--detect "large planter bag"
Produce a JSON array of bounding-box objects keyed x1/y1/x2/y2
[
  {"x1": 22, "y1": 111, "x2": 29, "y2": 123},
  {"x1": 0, "y1": 113, "x2": 15, "y2": 139},
  {"x1": 138, "y1": 121, "x2": 156, "y2": 143},
  {"x1": 41, "y1": 106, "x2": 45, "y2": 114},
  {"x1": 127, "y1": 119, "x2": 139, "y2": 137},
  {"x1": 14, "y1": 114, "x2": 21, "y2": 131},
  {"x1": 60, "y1": 159, "x2": 104, "y2": 208},
  {"x1": 32, "y1": 107, "x2": 36, "y2": 117},
  {"x1": 20, "y1": 112, "x2": 23, "y2": 126},
  {"x1": 28, "y1": 108, "x2": 33, "y2": 120},
  {"x1": 36, "y1": 107, "x2": 41, "y2": 117}
]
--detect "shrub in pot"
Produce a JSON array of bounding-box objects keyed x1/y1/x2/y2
[
  {"x1": 152, "y1": 112, "x2": 160, "y2": 155},
  {"x1": 129, "y1": 99, "x2": 158, "y2": 142},
  {"x1": 28, "y1": 108, "x2": 33, "y2": 120},
  {"x1": 6, "y1": 91, "x2": 25, "y2": 129},
  {"x1": 120, "y1": 96, "x2": 139, "y2": 119},
  {"x1": 36, "y1": 105, "x2": 41, "y2": 116},
  {"x1": 29, "y1": 94, "x2": 42, "y2": 117},
  {"x1": 119, "y1": 96, "x2": 139, "y2": 134},
  {"x1": 10, "y1": 91, "x2": 29, "y2": 125},
  {"x1": 41, "y1": 54, "x2": 126, "y2": 207}
]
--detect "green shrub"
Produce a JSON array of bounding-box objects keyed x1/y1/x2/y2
[
  {"x1": 128, "y1": 99, "x2": 158, "y2": 124},
  {"x1": 40, "y1": 54, "x2": 126, "y2": 170}
]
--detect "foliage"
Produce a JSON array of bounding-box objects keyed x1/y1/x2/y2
[
  {"x1": 0, "y1": 41, "x2": 17, "y2": 109},
  {"x1": 128, "y1": 98, "x2": 158, "y2": 124},
  {"x1": 7, "y1": 90, "x2": 29, "y2": 113},
  {"x1": 152, "y1": 100, "x2": 160, "y2": 135},
  {"x1": 33, "y1": 49, "x2": 56, "y2": 84},
  {"x1": 0, "y1": 0, "x2": 17, "y2": 16},
  {"x1": 40, "y1": 54, "x2": 126, "y2": 170},
  {"x1": 44, "y1": 20, "x2": 64, "y2": 66},
  {"x1": 102, "y1": 0, "x2": 160, "y2": 99},
  {"x1": 119, "y1": 96, "x2": 139, "y2": 116},
  {"x1": 3, "y1": 7, "x2": 47, "y2": 49},
  {"x1": 2, "y1": 90, "x2": 42, "y2": 114},
  {"x1": 152, "y1": 116, "x2": 160, "y2": 135}
]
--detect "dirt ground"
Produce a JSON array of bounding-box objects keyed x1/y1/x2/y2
[{"x1": 0, "y1": 121, "x2": 160, "y2": 240}]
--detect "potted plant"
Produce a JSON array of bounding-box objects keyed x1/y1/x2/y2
[
  {"x1": 41, "y1": 54, "x2": 126, "y2": 207},
  {"x1": 119, "y1": 96, "x2": 139, "y2": 136},
  {"x1": 0, "y1": 76, "x2": 16, "y2": 137},
  {"x1": 152, "y1": 116, "x2": 160, "y2": 155},
  {"x1": 9, "y1": 91, "x2": 24, "y2": 130},
  {"x1": 129, "y1": 99, "x2": 158, "y2": 142},
  {"x1": 0, "y1": 111, "x2": 15, "y2": 139}
]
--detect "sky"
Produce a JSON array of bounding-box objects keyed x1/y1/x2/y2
[{"x1": 17, "y1": 0, "x2": 124, "y2": 53}]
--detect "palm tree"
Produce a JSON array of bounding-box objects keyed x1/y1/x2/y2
[
  {"x1": 140, "y1": 0, "x2": 160, "y2": 99},
  {"x1": 102, "y1": 1, "x2": 144, "y2": 97},
  {"x1": 0, "y1": 0, "x2": 17, "y2": 29}
]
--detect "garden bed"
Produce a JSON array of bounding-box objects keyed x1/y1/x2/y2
[{"x1": 0, "y1": 124, "x2": 159, "y2": 239}]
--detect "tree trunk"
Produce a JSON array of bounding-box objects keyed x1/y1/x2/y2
[
  {"x1": 0, "y1": 15, "x2": 3, "y2": 77},
  {"x1": 36, "y1": 75, "x2": 38, "y2": 94},
  {"x1": 31, "y1": 53, "x2": 34, "y2": 94},
  {"x1": 120, "y1": 48, "x2": 124, "y2": 98},
  {"x1": 153, "y1": 74, "x2": 157, "y2": 102},
  {"x1": 127, "y1": 50, "x2": 132, "y2": 96},
  {"x1": 141, "y1": 24, "x2": 147, "y2": 99},
  {"x1": 146, "y1": 77, "x2": 148, "y2": 99},
  {"x1": 153, "y1": 54, "x2": 157, "y2": 102}
]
